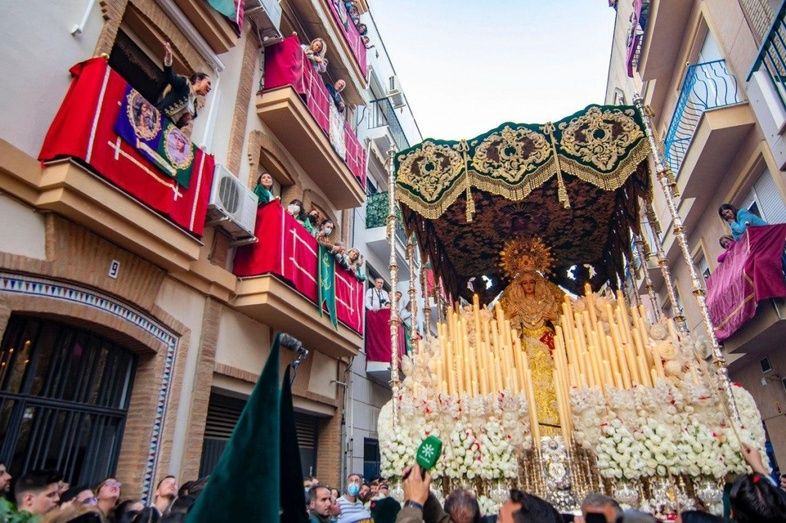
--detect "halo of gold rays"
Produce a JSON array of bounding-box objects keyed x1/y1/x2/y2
[{"x1": 499, "y1": 236, "x2": 555, "y2": 280}]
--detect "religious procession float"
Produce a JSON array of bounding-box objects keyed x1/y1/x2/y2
[{"x1": 376, "y1": 100, "x2": 768, "y2": 518}]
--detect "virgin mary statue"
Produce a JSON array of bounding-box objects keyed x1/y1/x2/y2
[{"x1": 499, "y1": 237, "x2": 565, "y2": 433}]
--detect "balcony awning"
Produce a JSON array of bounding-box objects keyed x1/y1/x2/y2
[
  {"x1": 393, "y1": 105, "x2": 652, "y2": 302},
  {"x1": 707, "y1": 224, "x2": 786, "y2": 341}
]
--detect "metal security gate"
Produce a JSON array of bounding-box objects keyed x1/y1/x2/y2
[
  {"x1": 200, "y1": 391, "x2": 320, "y2": 478},
  {"x1": 0, "y1": 315, "x2": 136, "y2": 485}
]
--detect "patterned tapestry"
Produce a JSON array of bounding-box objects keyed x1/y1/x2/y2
[{"x1": 393, "y1": 104, "x2": 652, "y2": 302}]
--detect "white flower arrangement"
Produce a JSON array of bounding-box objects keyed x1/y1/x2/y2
[{"x1": 477, "y1": 495, "x2": 500, "y2": 517}]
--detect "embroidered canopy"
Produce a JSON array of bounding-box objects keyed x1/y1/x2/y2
[{"x1": 393, "y1": 104, "x2": 653, "y2": 302}]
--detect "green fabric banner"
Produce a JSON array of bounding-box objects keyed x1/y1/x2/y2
[
  {"x1": 158, "y1": 121, "x2": 196, "y2": 188},
  {"x1": 186, "y1": 335, "x2": 281, "y2": 522},
  {"x1": 280, "y1": 366, "x2": 309, "y2": 522},
  {"x1": 318, "y1": 245, "x2": 338, "y2": 328}
]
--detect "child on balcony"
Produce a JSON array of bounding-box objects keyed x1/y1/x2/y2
[{"x1": 717, "y1": 235, "x2": 735, "y2": 264}]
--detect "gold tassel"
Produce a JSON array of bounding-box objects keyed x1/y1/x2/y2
[
  {"x1": 458, "y1": 139, "x2": 475, "y2": 222},
  {"x1": 542, "y1": 122, "x2": 570, "y2": 209}
]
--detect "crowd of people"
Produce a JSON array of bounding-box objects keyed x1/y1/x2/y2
[
  {"x1": 305, "y1": 451, "x2": 786, "y2": 523},
  {"x1": 0, "y1": 464, "x2": 210, "y2": 522}
]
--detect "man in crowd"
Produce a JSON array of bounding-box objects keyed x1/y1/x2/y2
[
  {"x1": 0, "y1": 462, "x2": 11, "y2": 494},
  {"x1": 365, "y1": 278, "x2": 390, "y2": 310},
  {"x1": 152, "y1": 475, "x2": 178, "y2": 516},
  {"x1": 308, "y1": 486, "x2": 332, "y2": 523},
  {"x1": 444, "y1": 489, "x2": 480, "y2": 523},
  {"x1": 580, "y1": 493, "x2": 623, "y2": 523},
  {"x1": 337, "y1": 473, "x2": 371, "y2": 522},
  {"x1": 14, "y1": 470, "x2": 61, "y2": 516}
]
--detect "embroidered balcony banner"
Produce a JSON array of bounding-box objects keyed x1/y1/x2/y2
[
  {"x1": 115, "y1": 86, "x2": 195, "y2": 189},
  {"x1": 38, "y1": 57, "x2": 214, "y2": 236},
  {"x1": 317, "y1": 244, "x2": 338, "y2": 329}
]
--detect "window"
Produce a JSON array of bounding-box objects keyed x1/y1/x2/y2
[
  {"x1": 0, "y1": 315, "x2": 136, "y2": 485},
  {"x1": 363, "y1": 438, "x2": 380, "y2": 480},
  {"x1": 613, "y1": 88, "x2": 626, "y2": 106},
  {"x1": 696, "y1": 252, "x2": 710, "y2": 280},
  {"x1": 109, "y1": 27, "x2": 164, "y2": 104},
  {"x1": 744, "y1": 168, "x2": 786, "y2": 224}
]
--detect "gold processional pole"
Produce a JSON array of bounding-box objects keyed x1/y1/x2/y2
[
  {"x1": 421, "y1": 266, "x2": 432, "y2": 340},
  {"x1": 643, "y1": 200, "x2": 689, "y2": 334},
  {"x1": 386, "y1": 146, "x2": 401, "y2": 422},
  {"x1": 633, "y1": 93, "x2": 742, "y2": 422},
  {"x1": 407, "y1": 235, "x2": 419, "y2": 354},
  {"x1": 633, "y1": 233, "x2": 661, "y2": 322}
]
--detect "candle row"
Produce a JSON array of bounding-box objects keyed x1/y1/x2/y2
[
  {"x1": 552, "y1": 286, "x2": 667, "y2": 406},
  {"x1": 429, "y1": 294, "x2": 541, "y2": 446}
]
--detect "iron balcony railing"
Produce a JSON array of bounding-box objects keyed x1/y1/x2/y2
[
  {"x1": 663, "y1": 59, "x2": 744, "y2": 175},
  {"x1": 748, "y1": 0, "x2": 786, "y2": 111},
  {"x1": 368, "y1": 98, "x2": 410, "y2": 152},
  {"x1": 365, "y1": 191, "x2": 408, "y2": 245}
]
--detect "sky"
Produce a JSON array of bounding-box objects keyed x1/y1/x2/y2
[{"x1": 367, "y1": 0, "x2": 617, "y2": 141}]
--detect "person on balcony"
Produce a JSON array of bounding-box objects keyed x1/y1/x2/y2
[
  {"x1": 326, "y1": 79, "x2": 347, "y2": 113},
  {"x1": 718, "y1": 203, "x2": 768, "y2": 241},
  {"x1": 316, "y1": 218, "x2": 344, "y2": 256},
  {"x1": 308, "y1": 209, "x2": 322, "y2": 235},
  {"x1": 717, "y1": 235, "x2": 735, "y2": 264},
  {"x1": 342, "y1": 248, "x2": 366, "y2": 281},
  {"x1": 287, "y1": 199, "x2": 315, "y2": 234},
  {"x1": 254, "y1": 172, "x2": 278, "y2": 206},
  {"x1": 303, "y1": 38, "x2": 328, "y2": 74},
  {"x1": 157, "y1": 42, "x2": 212, "y2": 134},
  {"x1": 366, "y1": 278, "x2": 390, "y2": 310}
]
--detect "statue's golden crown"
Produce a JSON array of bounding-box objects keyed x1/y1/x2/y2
[{"x1": 499, "y1": 237, "x2": 554, "y2": 279}]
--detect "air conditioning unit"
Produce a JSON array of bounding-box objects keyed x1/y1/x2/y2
[
  {"x1": 387, "y1": 75, "x2": 406, "y2": 109},
  {"x1": 207, "y1": 164, "x2": 258, "y2": 240},
  {"x1": 244, "y1": 0, "x2": 283, "y2": 46}
]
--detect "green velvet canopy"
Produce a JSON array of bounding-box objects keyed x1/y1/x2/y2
[{"x1": 393, "y1": 104, "x2": 653, "y2": 302}]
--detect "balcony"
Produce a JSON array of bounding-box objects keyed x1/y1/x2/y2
[
  {"x1": 706, "y1": 224, "x2": 786, "y2": 356},
  {"x1": 664, "y1": 60, "x2": 755, "y2": 199},
  {"x1": 258, "y1": 36, "x2": 366, "y2": 209},
  {"x1": 232, "y1": 201, "x2": 364, "y2": 358},
  {"x1": 624, "y1": 0, "x2": 651, "y2": 78},
  {"x1": 364, "y1": 191, "x2": 409, "y2": 272},
  {"x1": 365, "y1": 98, "x2": 410, "y2": 153},
  {"x1": 287, "y1": 0, "x2": 368, "y2": 105},
  {"x1": 637, "y1": 0, "x2": 693, "y2": 82},
  {"x1": 28, "y1": 58, "x2": 217, "y2": 272},
  {"x1": 748, "y1": 1, "x2": 786, "y2": 138},
  {"x1": 364, "y1": 308, "x2": 406, "y2": 383}
]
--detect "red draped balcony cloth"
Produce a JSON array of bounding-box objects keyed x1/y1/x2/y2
[
  {"x1": 263, "y1": 35, "x2": 366, "y2": 189},
  {"x1": 325, "y1": 0, "x2": 368, "y2": 77},
  {"x1": 37, "y1": 58, "x2": 215, "y2": 236},
  {"x1": 365, "y1": 308, "x2": 406, "y2": 365},
  {"x1": 706, "y1": 224, "x2": 786, "y2": 341},
  {"x1": 233, "y1": 201, "x2": 364, "y2": 334}
]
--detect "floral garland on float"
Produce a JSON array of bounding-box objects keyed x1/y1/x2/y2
[{"x1": 379, "y1": 237, "x2": 768, "y2": 518}]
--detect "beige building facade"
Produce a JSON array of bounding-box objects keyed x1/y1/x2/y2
[
  {"x1": 0, "y1": 0, "x2": 404, "y2": 498},
  {"x1": 606, "y1": 0, "x2": 786, "y2": 469}
]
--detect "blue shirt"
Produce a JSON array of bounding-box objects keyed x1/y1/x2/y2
[{"x1": 730, "y1": 209, "x2": 768, "y2": 240}]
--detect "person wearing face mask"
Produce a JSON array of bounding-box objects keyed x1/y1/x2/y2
[
  {"x1": 316, "y1": 219, "x2": 344, "y2": 256},
  {"x1": 336, "y1": 473, "x2": 370, "y2": 523},
  {"x1": 287, "y1": 199, "x2": 316, "y2": 235}
]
